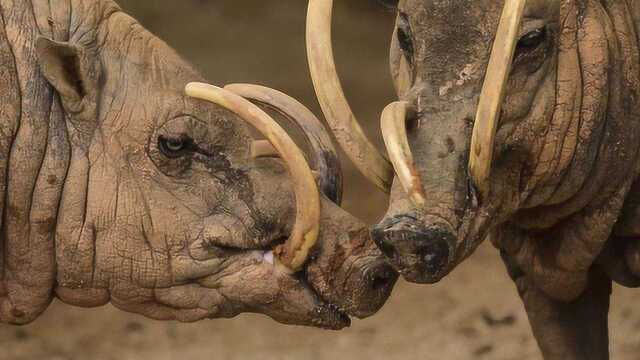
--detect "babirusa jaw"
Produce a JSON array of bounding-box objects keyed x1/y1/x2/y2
[
  {"x1": 469, "y1": 0, "x2": 527, "y2": 197},
  {"x1": 185, "y1": 82, "x2": 321, "y2": 272}
]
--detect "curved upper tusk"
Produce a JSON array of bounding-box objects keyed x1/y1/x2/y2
[
  {"x1": 306, "y1": 0, "x2": 394, "y2": 192},
  {"x1": 186, "y1": 82, "x2": 320, "y2": 273},
  {"x1": 381, "y1": 101, "x2": 426, "y2": 208},
  {"x1": 225, "y1": 83, "x2": 343, "y2": 204},
  {"x1": 469, "y1": 0, "x2": 527, "y2": 196}
]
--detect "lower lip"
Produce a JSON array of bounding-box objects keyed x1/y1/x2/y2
[{"x1": 260, "y1": 250, "x2": 351, "y2": 329}]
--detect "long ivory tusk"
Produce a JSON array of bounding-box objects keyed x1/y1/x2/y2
[
  {"x1": 469, "y1": 0, "x2": 527, "y2": 196},
  {"x1": 251, "y1": 140, "x2": 279, "y2": 159},
  {"x1": 307, "y1": 0, "x2": 394, "y2": 192},
  {"x1": 186, "y1": 82, "x2": 320, "y2": 272},
  {"x1": 381, "y1": 101, "x2": 426, "y2": 208},
  {"x1": 225, "y1": 83, "x2": 343, "y2": 204},
  {"x1": 397, "y1": 54, "x2": 412, "y2": 97}
]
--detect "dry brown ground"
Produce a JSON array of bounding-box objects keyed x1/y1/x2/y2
[{"x1": 1, "y1": 1, "x2": 638, "y2": 359}]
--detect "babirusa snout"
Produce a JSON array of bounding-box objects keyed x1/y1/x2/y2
[
  {"x1": 373, "y1": 215, "x2": 456, "y2": 283},
  {"x1": 306, "y1": 200, "x2": 398, "y2": 318}
]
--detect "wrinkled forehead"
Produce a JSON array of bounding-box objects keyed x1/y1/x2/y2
[
  {"x1": 400, "y1": 0, "x2": 498, "y2": 20},
  {"x1": 398, "y1": 0, "x2": 502, "y2": 84},
  {"x1": 398, "y1": 0, "x2": 559, "y2": 89},
  {"x1": 399, "y1": 0, "x2": 503, "y2": 34},
  {"x1": 399, "y1": 0, "x2": 558, "y2": 24}
]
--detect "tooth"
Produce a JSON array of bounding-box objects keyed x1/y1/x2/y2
[{"x1": 263, "y1": 251, "x2": 275, "y2": 265}]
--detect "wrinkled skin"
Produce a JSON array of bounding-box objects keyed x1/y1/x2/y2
[
  {"x1": 372, "y1": 0, "x2": 640, "y2": 358},
  {"x1": 0, "y1": 0, "x2": 396, "y2": 329}
]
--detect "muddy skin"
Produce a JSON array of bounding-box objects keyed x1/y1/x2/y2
[
  {"x1": 0, "y1": 0, "x2": 396, "y2": 329},
  {"x1": 369, "y1": 0, "x2": 640, "y2": 358}
]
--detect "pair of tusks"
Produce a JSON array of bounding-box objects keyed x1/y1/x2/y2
[
  {"x1": 306, "y1": 0, "x2": 527, "y2": 204},
  {"x1": 186, "y1": 83, "x2": 342, "y2": 272}
]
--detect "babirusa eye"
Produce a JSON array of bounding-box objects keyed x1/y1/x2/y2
[
  {"x1": 158, "y1": 135, "x2": 193, "y2": 158},
  {"x1": 517, "y1": 27, "x2": 546, "y2": 51}
]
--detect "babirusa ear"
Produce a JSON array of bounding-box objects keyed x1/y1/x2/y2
[{"x1": 35, "y1": 36, "x2": 98, "y2": 111}]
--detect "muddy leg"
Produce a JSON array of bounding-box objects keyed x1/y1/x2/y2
[{"x1": 501, "y1": 252, "x2": 612, "y2": 360}]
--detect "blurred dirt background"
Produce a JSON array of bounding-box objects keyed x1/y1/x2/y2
[{"x1": 1, "y1": 1, "x2": 639, "y2": 359}]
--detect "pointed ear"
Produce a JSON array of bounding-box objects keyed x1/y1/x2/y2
[{"x1": 35, "y1": 36, "x2": 99, "y2": 110}]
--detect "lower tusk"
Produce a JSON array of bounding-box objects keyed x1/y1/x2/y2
[
  {"x1": 381, "y1": 101, "x2": 426, "y2": 208},
  {"x1": 251, "y1": 140, "x2": 279, "y2": 159},
  {"x1": 468, "y1": 0, "x2": 527, "y2": 196},
  {"x1": 225, "y1": 83, "x2": 343, "y2": 204},
  {"x1": 186, "y1": 82, "x2": 320, "y2": 272}
]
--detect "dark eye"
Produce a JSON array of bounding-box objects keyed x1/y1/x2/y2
[
  {"x1": 517, "y1": 28, "x2": 547, "y2": 52},
  {"x1": 158, "y1": 135, "x2": 194, "y2": 158},
  {"x1": 397, "y1": 13, "x2": 415, "y2": 62}
]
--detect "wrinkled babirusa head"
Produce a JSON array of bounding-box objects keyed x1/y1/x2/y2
[
  {"x1": 21, "y1": 0, "x2": 397, "y2": 328},
  {"x1": 308, "y1": 0, "x2": 640, "y2": 283}
]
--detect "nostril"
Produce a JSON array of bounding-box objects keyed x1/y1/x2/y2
[
  {"x1": 347, "y1": 263, "x2": 398, "y2": 319},
  {"x1": 372, "y1": 275, "x2": 388, "y2": 291},
  {"x1": 417, "y1": 237, "x2": 451, "y2": 274},
  {"x1": 369, "y1": 265, "x2": 396, "y2": 292},
  {"x1": 373, "y1": 216, "x2": 458, "y2": 282}
]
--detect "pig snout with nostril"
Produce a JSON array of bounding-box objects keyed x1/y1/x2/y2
[
  {"x1": 372, "y1": 215, "x2": 456, "y2": 284},
  {"x1": 304, "y1": 200, "x2": 398, "y2": 319}
]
